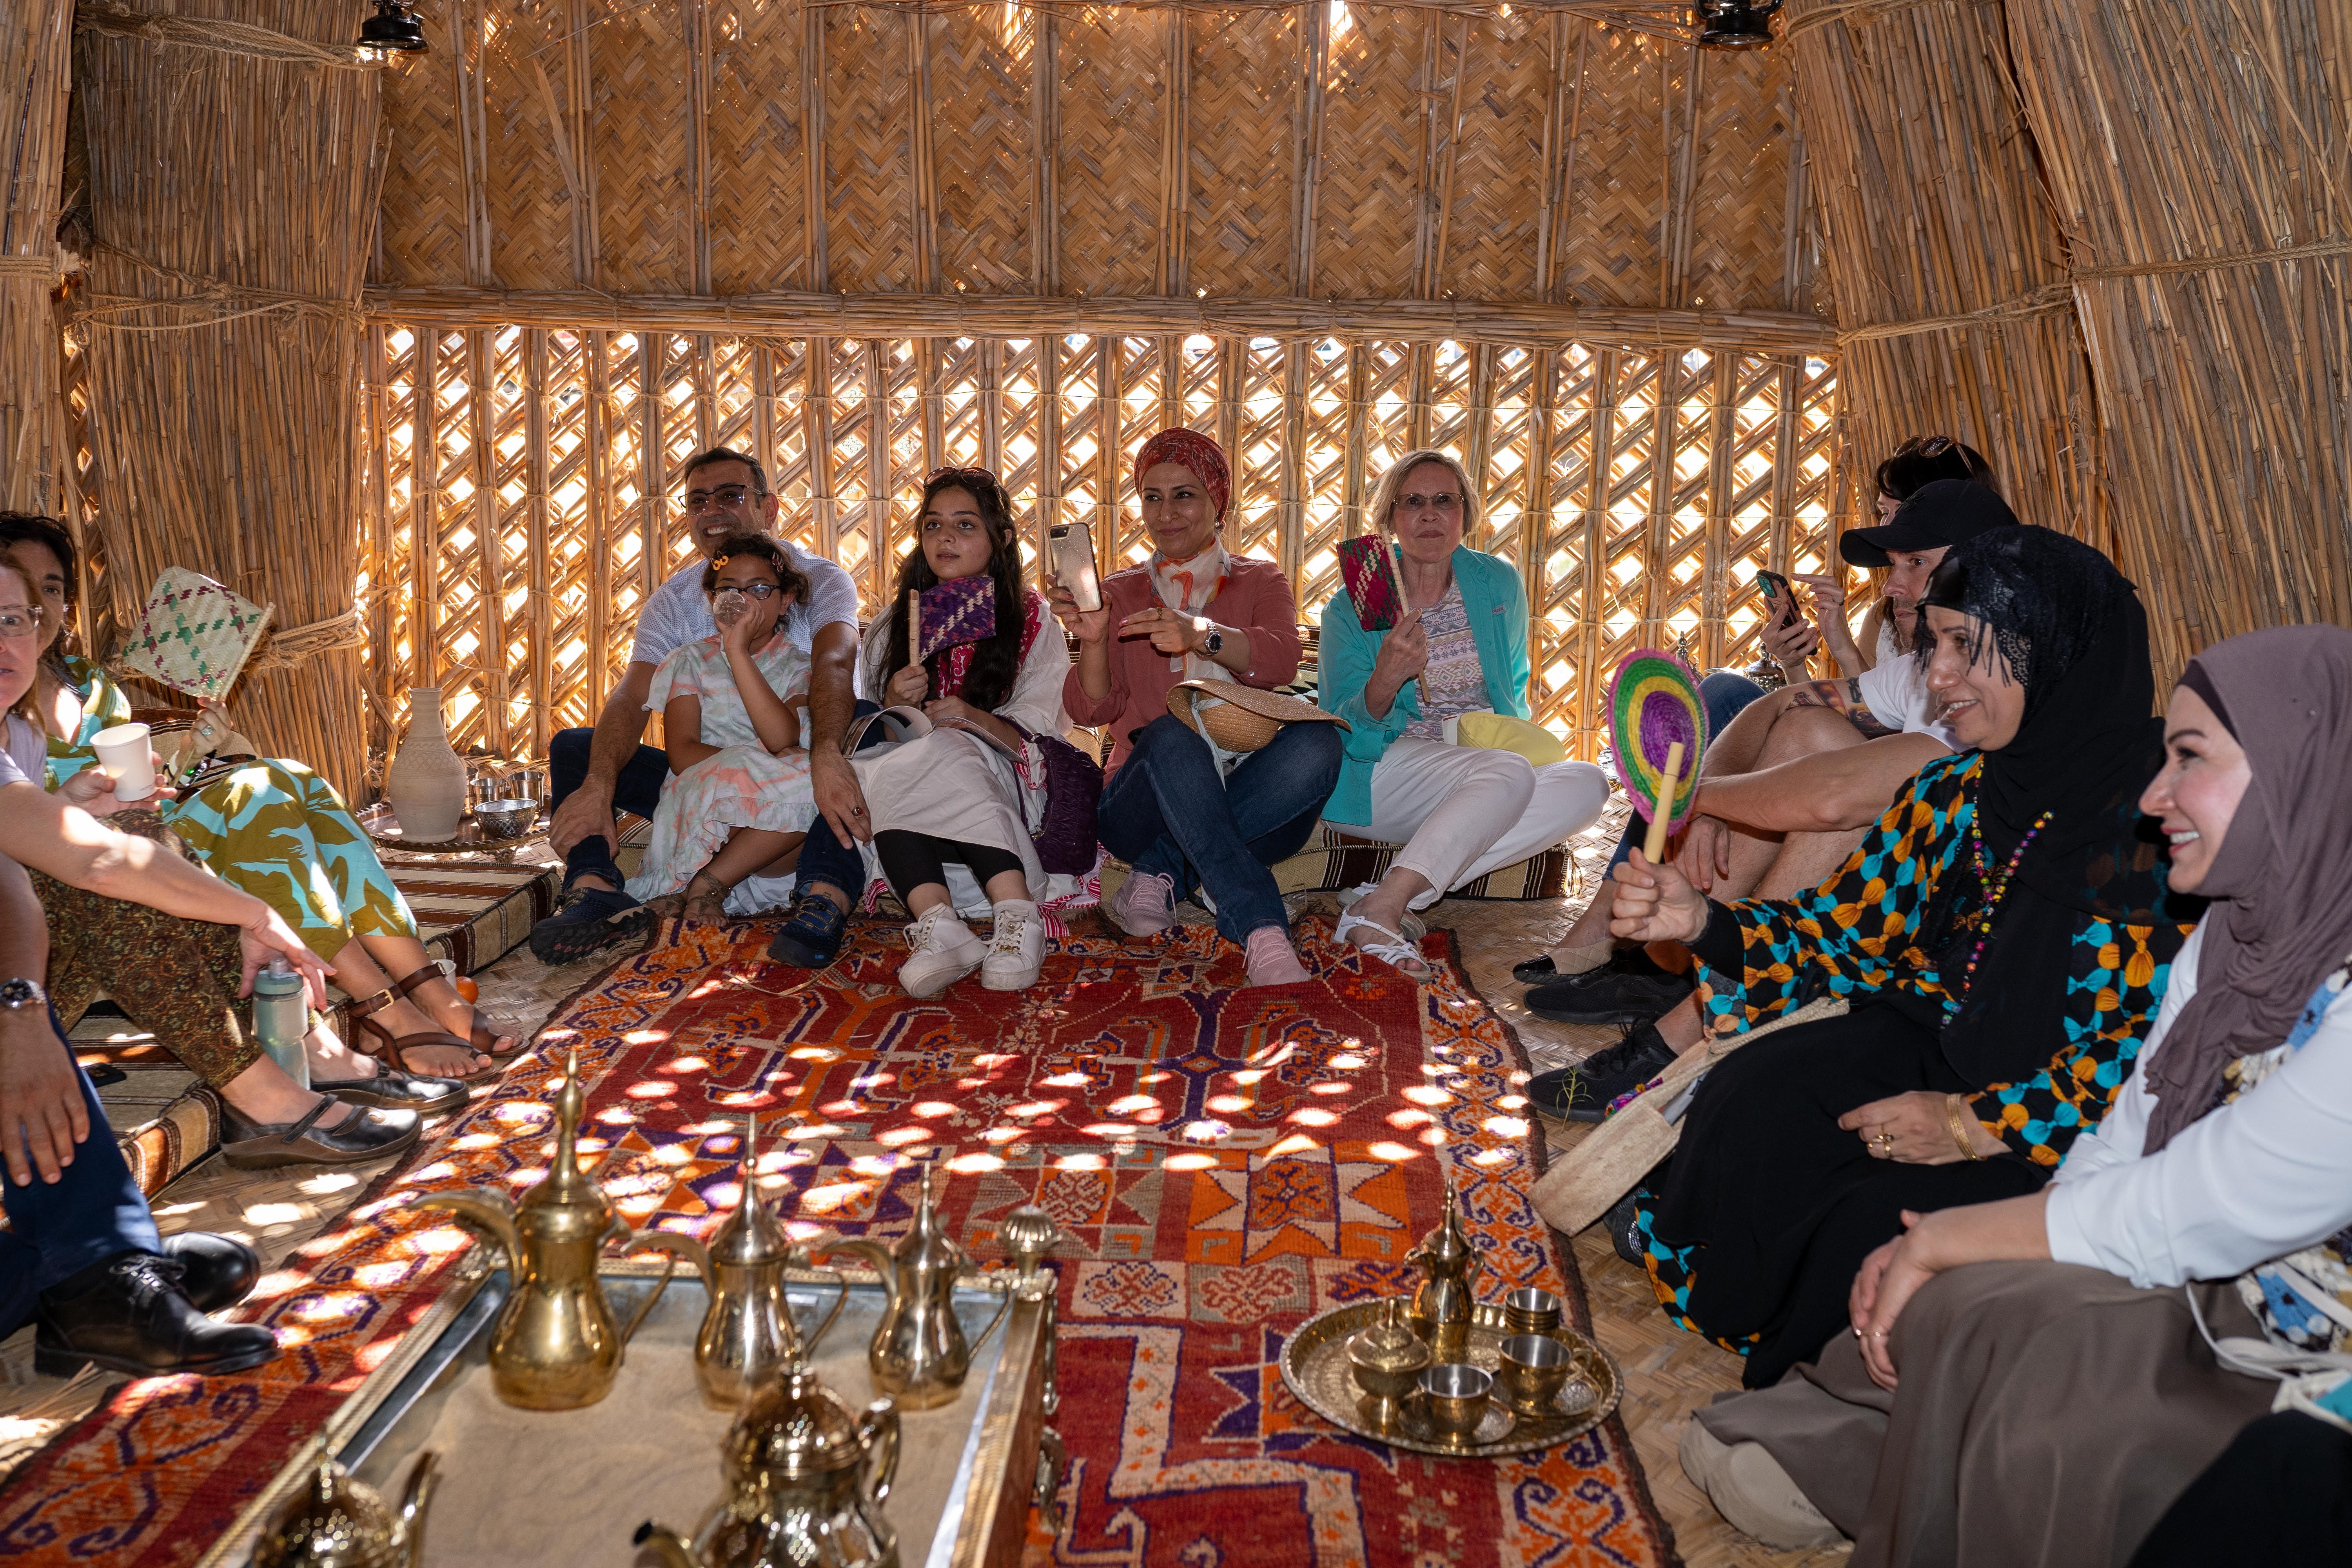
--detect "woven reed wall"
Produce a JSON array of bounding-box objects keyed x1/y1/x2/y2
[
  {"x1": 360, "y1": 323, "x2": 1842, "y2": 768},
  {"x1": 0, "y1": 0, "x2": 71, "y2": 517},
  {"x1": 2006, "y1": 0, "x2": 2350, "y2": 666},
  {"x1": 70, "y1": 3, "x2": 384, "y2": 801},
  {"x1": 1783, "y1": 0, "x2": 2108, "y2": 553}
]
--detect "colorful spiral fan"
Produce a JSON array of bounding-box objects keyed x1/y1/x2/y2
[{"x1": 1608, "y1": 648, "x2": 1710, "y2": 834}]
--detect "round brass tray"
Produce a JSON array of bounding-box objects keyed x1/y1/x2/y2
[{"x1": 1279, "y1": 1299, "x2": 1622, "y2": 1459}]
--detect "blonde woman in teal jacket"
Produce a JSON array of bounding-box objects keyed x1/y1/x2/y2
[{"x1": 1320, "y1": 450, "x2": 1610, "y2": 978}]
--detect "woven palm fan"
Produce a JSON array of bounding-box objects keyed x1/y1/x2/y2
[
  {"x1": 116, "y1": 568, "x2": 275, "y2": 701},
  {"x1": 1608, "y1": 649, "x2": 1710, "y2": 850}
]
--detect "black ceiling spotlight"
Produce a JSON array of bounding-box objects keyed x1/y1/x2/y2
[
  {"x1": 1693, "y1": 0, "x2": 1782, "y2": 48},
  {"x1": 356, "y1": 0, "x2": 429, "y2": 62}
]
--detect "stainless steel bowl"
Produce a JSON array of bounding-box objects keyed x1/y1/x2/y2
[{"x1": 472, "y1": 797, "x2": 542, "y2": 840}]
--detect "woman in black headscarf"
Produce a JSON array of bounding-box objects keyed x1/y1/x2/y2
[{"x1": 1603, "y1": 528, "x2": 2201, "y2": 1389}]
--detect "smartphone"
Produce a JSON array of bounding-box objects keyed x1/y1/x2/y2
[
  {"x1": 1755, "y1": 568, "x2": 1793, "y2": 605},
  {"x1": 1049, "y1": 523, "x2": 1102, "y2": 613},
  {"x1": 1337, "y1": 534, "x2": 1406, "y2": 632}
]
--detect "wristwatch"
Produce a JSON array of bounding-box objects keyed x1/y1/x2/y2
[
  {"x1": 0, "y1": 977, "x2": 47, "y2": 1012},
  {"x1": 1202, "y1": 627, "x2": 1225, "y2": 657}
]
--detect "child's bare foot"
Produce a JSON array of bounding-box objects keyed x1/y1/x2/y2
[{"x1": 681, "y1": 871, "x2": 733, "y2": 924}]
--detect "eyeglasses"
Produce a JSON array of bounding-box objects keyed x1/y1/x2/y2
[
  {"x1": 0, "y1": 603, "x2": 48, "y2": 641},
  {"x1": 685, "y1": 484, "x2": 764, "y2": 512},
  {"x1": 712, "y1": 582, "x2": 784, "y2": 600},
  {"x1": 927, "y1": 465, "x2": 998, "y2": 487},
  {"x1": 1396, "y1": 490, "x2": 1465, "y2": 511}
]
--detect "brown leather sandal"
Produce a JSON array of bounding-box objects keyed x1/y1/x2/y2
[
  {"x1": 390, "y1": 964, "x2": 530, "y2": 1066},
  {"x1": 347, "y1": 985, "x2": 497, "y2": 1084}
]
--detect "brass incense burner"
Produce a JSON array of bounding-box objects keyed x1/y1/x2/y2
[
  {"x1": 669, "y1": 1116, "x2": 850, "y2": 1410},
  {"x1": 255, "y1": 1444, "x2": 438, "y2": 1568},
  {"x1": 633, "y1": 1360, "x2": 902, "y2": 1568},
  {"x1": 1405, "y1": 1171, "x2": 1486, "y2": 1363},
  {"x1": 823, "y1": 1165, "x2": 1011, "y2": 1411},
  {"x1": 414, "y1": 1046, "x2": 706, "y2": 1410}
]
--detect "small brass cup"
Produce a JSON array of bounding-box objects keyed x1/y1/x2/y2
[
  {"x1": 1495, "y1": 1333, "x2": 1573, "y2": 1416},
  {"x1": 1419, "y1": 1362, "x2": 1493, "y2": 1442},
  {"x1": 1502, "y1": 1287, "x2": 1563, "y2": 1338}
]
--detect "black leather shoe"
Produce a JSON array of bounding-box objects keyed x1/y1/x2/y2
[
  {"x1": 219, "y1": 1097, "x2": 421, "y2": 1170},
  {"x1": 33, "y1": 1250, "x2": 278, "y2": 1379},
  {"x1": 159, "y1": 1232, "x2": 261, "y2": 1314},
  {"x1": 309, "y1": 1064, "x2": 468, "y2": 1116},
  {"x1": 1526, "y1": 1024, "x2": 1680, "y2": 1123}
]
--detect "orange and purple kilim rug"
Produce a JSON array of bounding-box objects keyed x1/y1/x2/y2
[{"x1": 0, "y1": 916, "x2": 1675, "y2": 1567}]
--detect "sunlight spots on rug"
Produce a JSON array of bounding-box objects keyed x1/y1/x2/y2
[
  {"x1": 241, "y1": 1203, "x2": 305, "y2": 1226},
  {"x1": 1288, "y1": 1107, "x2": 1338, "y2": 1127},
  {"x1": 1055, "y1": 1152, "x2": 1108, "y2": 1170},
  {"x1": 1387, "y1": 1108, "x2": 1432, "y2": 1129},
  {"x1": 1485, "y1": 1116, "x2": 1530, "y2": 1137},
  {"x1": 782, "y1": 1122, "x2": 845, "y2": 1141},
  {"x1": 1367, "y1": 1142, "x2": 1421, "y2": 1162},
  {"x1": 1267, "y1": 1132, "x2": 1318, "y2": 1156},
  {"x1": 878, "y1": 1127, "x2": 932, "y2": 1147},
  {"x1": 1007, "y1": 1099, "x2": 1067, "y2": 1117},
  {"x1": 1165, "y1": 1151, "x2": 1219, "y2": 1171},
  {"x1": 1329, "y1": 1052, "x2": 1367, "y2": 1069},
  {"x1": 802, "y1": 1179, "x2": 876, "y2": 1212},
  {"x1": 624, "y1": 1029, "x2": 668, "y2": 1045},
  {"x1": 666, "y1": 1054, "x2": 710, "y2": 1072},
  {"x1": 1468, "y1": 1146, "x2": 1511, "y2": 1166},
  {"x1": 624, "y1": 1079, "x2": 676, "y2": 1099},
  {"x1": 1308, "y1": 1082, "x2": 1348, "y2": 1096},
  {"x1": 985, "y1": 1127, "x2": 1026, "y2": 1143},
  {"x1": 947, "y1": 1151, "x2": 1005, "y2": 1173},
  {"x1": 1207, "y1": 1094, "x2": 1250, "y2": 1112},
  {"x1": 1181, "y1": 1120, "x2": 1231, "y2": 1142},
  {"x1": 297, "y1": 1172, "x2": 363, "y2": 1197},
  {"x1": 1039, "y1": 1071, "x2": 1091, "y2": 1087}
]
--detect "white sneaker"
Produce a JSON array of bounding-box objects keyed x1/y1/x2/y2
[
  {"x1": 1677, "y1": 1417, "x2": 1846, "y2": 1550},
  {"x1": 982, "y1": 900, "x2": 1045, "y2": 991},
  {"x1": 900, "y1": 905, "x2": 985, "y2": 998}
]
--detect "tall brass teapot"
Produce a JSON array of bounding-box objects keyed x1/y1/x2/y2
[
  {"x1": 822, "y1": 1164, "x2": 1010, "y2": 1411},
  {"x1": 634, "y1": 1359, "x2": 901, "y2": 1568},
  {"x1": 673, "y1": 1116, "x2": 850, "y2": 1410},
  {"x1": 1406, "y1": 1170, "x2": 1486, "y2": 1362},
  {"x1": 415, "y1": 1046, "x2": 705, "y2": 1410}
]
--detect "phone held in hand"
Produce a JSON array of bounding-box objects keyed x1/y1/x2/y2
[
  {"x1": 1755, "y1": 568, "x2": 1802, "y2": 625},
  {"x1": 1050, "y1": 523, "x2": 1102, "y2": 613},
  {"x1": 1337, "y1": 534, "x2": 1407, "y2": 632}
]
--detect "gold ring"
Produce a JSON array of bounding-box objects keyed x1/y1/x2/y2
[{"x1": 1873, "y1": 1132, "x2": 1893, "y2": 1153}]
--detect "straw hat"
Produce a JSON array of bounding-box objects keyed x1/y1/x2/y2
[{"x1": 1165, "y1": 680, "x2": 1348, "y2": 753}]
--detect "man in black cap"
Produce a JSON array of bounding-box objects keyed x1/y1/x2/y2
[{"x1": 1525, "y1": 480, "x2": 2024, "y2": 1130}]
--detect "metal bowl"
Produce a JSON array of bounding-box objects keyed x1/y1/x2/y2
[{"x1": 471, "y1": 797, "x2": 542, "y2": 840}]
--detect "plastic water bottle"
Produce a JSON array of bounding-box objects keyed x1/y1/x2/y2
[{"x1": 252, "y1": 957, "x2": 310, "y2": 1091}]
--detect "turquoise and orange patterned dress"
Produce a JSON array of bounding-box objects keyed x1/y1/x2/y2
[
  {"x1": 1628, "y1": 750, "x2": 2196, "y2": 1385},
  {"x1": 45, "y1": 655, "x2": 419, "y2": 960}
]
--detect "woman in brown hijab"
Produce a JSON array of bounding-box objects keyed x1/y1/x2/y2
[{"x1": 1677, "y1": 622, "x2": 2352, "y2": 1566}]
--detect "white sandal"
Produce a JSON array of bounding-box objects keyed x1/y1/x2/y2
[
  {"x1": 1337, "y1": 883, "x2": 1426, "y2": 943},
  {"x1": 1335, "y1": 910, "x2": 1433, "y2": 981}
]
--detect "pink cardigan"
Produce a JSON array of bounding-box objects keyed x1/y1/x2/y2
[{"x1": 1061, "y1": 556, "x2": 1304, "y2": 774}]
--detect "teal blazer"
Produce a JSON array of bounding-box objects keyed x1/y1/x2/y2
[{"x1": 1318, "y1": 544, "x2": 1533, "y2": 826}]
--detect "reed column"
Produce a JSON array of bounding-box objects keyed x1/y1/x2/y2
[
  {"x1": 72, "y1": 5, "x2": 385, "y2": 800},
  {"x1": 2005, "y1": 0, "x2": 2350, "y2": 677},
  {"x1": 0, "y1": 0, "x2": 71, "y2": 515},
  {"x1": 1782, "y1": 0, "x2": 2107, "y2": 552}
]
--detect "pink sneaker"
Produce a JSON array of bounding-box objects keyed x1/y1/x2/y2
[
  {"x1": 1105, "y1": 868, "x2": 1176, "y2": 937},
  {"x1": 1242, "y1": 927, "x2": 1310, "y2": 987}
]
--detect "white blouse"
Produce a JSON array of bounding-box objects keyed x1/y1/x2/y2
[{"x1": 2045, "y1": 920, "x2": 2352, "y2": 1288}]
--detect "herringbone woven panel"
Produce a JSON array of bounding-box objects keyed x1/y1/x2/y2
[
  {"x1": 822, "y1": 7, "x2": 917, "y2": 293},
  {"x1": 1313, "y1": 13, "x2": 1423, "y2": 299},
  {"x1": 1437, "y1": 11, "x2": 1548, "y2": 303},
  {"x1": 928, "y1": 10, "x2": 1034, "y2": 295},
  {"x1": 1553, "y1": 21, "x2": 1671, "y2": 310},
  {"x1": 1184, "y1": 8, "x2": 1300, "y2": 298},
  {"x1": 708, "y1": 0, "x2": 811, "y2": 295},
  {"x1": 1055, "y1": 10, "x2": 1167, "y2": 298},
  {"x1": 588, "y1": 3, "x2": 696, "y2": 294}
]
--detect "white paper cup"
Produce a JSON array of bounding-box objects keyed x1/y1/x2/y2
[{"x1": 90, "y1": 722, "x2": 157, "y2": 802}]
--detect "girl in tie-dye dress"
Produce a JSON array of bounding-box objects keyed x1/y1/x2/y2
[
  {"x1": 2, "y1": 515, "x2": 514, "y2": 1083},
  {"x1": 626, "y1": 534, "x2": 821, "y2": 923}
]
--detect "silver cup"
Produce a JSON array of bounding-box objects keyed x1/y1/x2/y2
[
  {"x1": 1495, "y1": 1332, "x2": 1573, "y2": 1415},
  {"x1": 1419, "y1": 1362, "x2": 1493, "y2": 1441}
]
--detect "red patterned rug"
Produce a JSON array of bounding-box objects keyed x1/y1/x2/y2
[{"x1": 0, "y1": 916, "x2": 1675, "y2": 1568}]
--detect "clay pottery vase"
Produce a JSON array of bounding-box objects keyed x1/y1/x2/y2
[{"x1": 386, "y1": 686, "x2": 469, "y2": 841}]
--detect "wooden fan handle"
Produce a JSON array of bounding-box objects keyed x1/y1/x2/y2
[{"x1": 1642, "y1": 740, "x2": 1685, "y2": 864}]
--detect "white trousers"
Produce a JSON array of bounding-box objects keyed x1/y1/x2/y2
[{"x1": 1350, "y1": 737, "x2": 1612, "y2": 910}]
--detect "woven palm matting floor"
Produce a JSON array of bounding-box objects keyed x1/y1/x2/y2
[{"x1": 1, "y1": 904, "x2": 1679, "y2": 1567}]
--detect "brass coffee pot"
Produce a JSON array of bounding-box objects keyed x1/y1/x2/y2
[
  {"x1": 634, "y1": 1360, "x2": 901, "y2": 1568},
  {"x1": 1406, "y1": 1170, "x2": 1486, "y2": 1362},
  {"x1": 822, "y1": 1164, "x2": 1011, "y2": 1411},
  {"x1": 679, "y1": 1116, "x2": 850, "y2": 1410},
  {"x1": 416, "y1": 1045, "x2": 704, "y2": 1410},
  {"x1": 255, "y1": 1442, "x2": 437, "y2": 1568},
  {"x1": 1346, "y1": 1299, "x2": 1430, "y2": 1432}
]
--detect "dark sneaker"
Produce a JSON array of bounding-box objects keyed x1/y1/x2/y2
[
  {"x1": 1602, "y1": 1192, "x2": 1648, "y2": 1266},
  {"x1": 528, "y1": 885, "x2": 654, "y2": 965},
  {"x1": 1513, "y1": 943, "x2": 1665, "y2": 986},
  {"x1": 1526, "y1": 1024, "x2": 1679, "y2": 1123},
  {"x1": 1526, "y1": 958, "x2": 1695, "y2": 1025},
  {"x1": 34, "y1": 1250, "x2": 278, "y2": 1379},
  {"x1": 768, "y1": 890, "x2": 849, "y2": 968}
]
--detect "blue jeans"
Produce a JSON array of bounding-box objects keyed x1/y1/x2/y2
[
  {"x1": 788, "y1": 701, "x2": 886, "y2": 901},
  {"x1": 0, "y1": 1009, "x2": 161, "y2": 1339},
  {"x1": 1096, "y1": 715, "x2": 1343, "y2": 945},
  {"x1": 548, "y1": 726, "x2": 672, "y2": 889},
  {"x1": 1606, "y1": 671, "x2": 1769, "y2": 872}
]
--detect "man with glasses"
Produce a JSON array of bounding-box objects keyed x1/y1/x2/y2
[{"x1": 530, "y1": 446, "x2": 868, "y2": 962}]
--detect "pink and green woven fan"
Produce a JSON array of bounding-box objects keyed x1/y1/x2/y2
[{"x1": 1608, "y1": 649, "x2": 1710, "y2": 836}]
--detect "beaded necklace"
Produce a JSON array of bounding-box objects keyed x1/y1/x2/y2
[{"x1": 1946, "y1": 806, "x2": 2054, "y2": 1011}]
